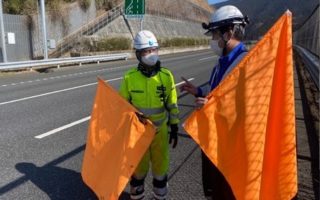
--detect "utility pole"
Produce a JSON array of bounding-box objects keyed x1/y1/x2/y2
[
  {"x1": 0, "y1": 0, "x2": 7, "y2": 62},
  {"x1": 39, "y1": 0, "x2": 48, "y2": 59},
  {"x1": 140, "y1": 17, "x2": 143, "y2": 31}
]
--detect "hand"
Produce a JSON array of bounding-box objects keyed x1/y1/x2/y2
[
  {"x1": 169, "y1": 124, "x2": 178, "y2": 148},
  {"x1": 179, "y1": 76, "x2": 197, "y2": 96},
  {"x1": 195, "y1": 97, "x2": 208, "y2": 109},
  {"x1": 135, "y1": 112, "x2": 147, "y2": 125}
]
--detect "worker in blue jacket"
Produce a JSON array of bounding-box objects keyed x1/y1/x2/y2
[{"x1": 180, "y1": 5, "x2": 249, "y2": 200}]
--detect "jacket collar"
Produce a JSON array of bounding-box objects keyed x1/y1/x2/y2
[{"x1": 219, "y1": 42, "x2": 247, "y2": 69}]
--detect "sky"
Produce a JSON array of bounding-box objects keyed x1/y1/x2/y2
[{"x1": 207, "y1": 0, "x2": 229, "y2": 5}]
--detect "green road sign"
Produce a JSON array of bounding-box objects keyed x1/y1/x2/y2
[{"x1": 125, "y1": 0, "x2": 145, "y2": 15}]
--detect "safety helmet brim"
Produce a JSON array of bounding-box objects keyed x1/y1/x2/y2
[
  {"x1": 203, "y1": 17, "x2": 247, "y2": 36},
  {"x1": 134, "y1": 30, "x2": 159, "y2": 50},
  {"x1": 203, "y1": 5, "x2": 249, "y2": 36}
]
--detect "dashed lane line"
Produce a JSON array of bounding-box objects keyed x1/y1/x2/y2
[
  {"x1": 0, "y1": 52, "x2": 210, "y2": 88},
  {"x1": 0, "y1": 77, "x2": 123, "y2": 106},
  {"x1": 35, "y1": 117, "x2": 91, "y2": 139},
  {"x1": 34, "y1": 78, "x2": 194, "y2": 139},
  {"x1": 0, "y1": 65, "x2": 131, "y2": 88},
  {"x1": 199, "y1": 56, "x2": 217, "y2": 61}
]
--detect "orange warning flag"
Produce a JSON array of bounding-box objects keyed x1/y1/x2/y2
[
  {"x1": 82, "y1": 78, "x2": 156, "y2": 200},
  {"x1": 184, "y1": 11, "x2": 297, "y2": 200}
]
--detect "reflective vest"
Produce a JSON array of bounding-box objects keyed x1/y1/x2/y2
[{"x1": 119, "y1": 67, "x2": 179, "y2": 127}]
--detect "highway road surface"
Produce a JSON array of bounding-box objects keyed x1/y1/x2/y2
[{"x1": 0, "y1": 50, "x2": 317, "y2": 199}]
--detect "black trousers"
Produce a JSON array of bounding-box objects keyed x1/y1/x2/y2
[{"x1": 201, "y1": 151, "x2": 236, "y2": 200}]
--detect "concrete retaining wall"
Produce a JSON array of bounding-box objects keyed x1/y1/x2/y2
[
  {"x1": 31, "y1": 0, "x2": 98, "y2": 58},
  {"x1": 1, "y1": 1, "x2": 208, "y2": 61},
  {"x1": 95, "y1": 14, "x2": 205, "y2": 39}
]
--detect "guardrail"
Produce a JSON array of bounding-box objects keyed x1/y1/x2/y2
[
  {"x1": 294, "y1": 5, "x2": 319, "y2": 57},
  {"x1": 294, "y1": 45, "x2": 319, "y2": 90},
  {"x1": 0, "y1": 53, "x2": 130, "y2": 71}
]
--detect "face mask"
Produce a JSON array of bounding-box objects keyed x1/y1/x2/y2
[
  {"x1": 210, "y1": 40, "x2": 223, "y2": 56},
  {"x1": 141, "y1": 53, "x2": 159, "y2": 66}
]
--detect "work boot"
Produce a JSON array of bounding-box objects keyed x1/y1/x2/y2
[
  {"x1": 152, "y1": 176, "x2": 168, "y2": 200},
  {"x1": 130, "y1": 176, "x2": 145, "y2": 200}
]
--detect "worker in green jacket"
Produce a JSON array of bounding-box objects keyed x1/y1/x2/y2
[{"x1": 119, "y1": 30, "x2": 179, "y2": 200}]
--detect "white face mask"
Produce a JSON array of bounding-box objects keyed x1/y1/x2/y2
[
  {"x1": 210, "y1": 40, "x2": 223, "y2": 56},
  {"x1": 141, "y1": 53, "x2": 159, "y2": 66}
]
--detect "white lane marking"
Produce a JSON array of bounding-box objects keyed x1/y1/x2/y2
[
  {"x1": 0, "y1": 52, "x2": 210, "y2": 88},
  {"x1": 0, "y1": 77, "x2": 122, "y2": 106},
  {"x1": 35, "y1": 116, "x2": 91, "y2": 139},
  {"x1": 175, "y1": 78, "x2": 194, "y2": 86},
  {"x1": 162, "y1": 52, "x2": 212, "y2": 62},
  {"x1": 199, "y1": 56, "x2": 217, "y2": 61},
  {"x1": 0, "y1": 65, "x2": 132, "y2": 87},
  {"x1": 35, "y1": 77, "x2": 195, "y2": 139}
]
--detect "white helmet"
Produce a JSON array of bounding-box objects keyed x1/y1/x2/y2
[
  {"x1": 202, "y1": 5, "x2": 248, "y2": 35},
  {"x1": 134, "y1": 30, "x2": 159, "y2": 50}
]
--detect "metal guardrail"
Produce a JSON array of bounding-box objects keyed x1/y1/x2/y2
[
  {"x1": 294, "y1": 5, "x2": 319, "y2": 58},
  {"x1": 0, "y1": 53, "x2": 130, "y2": 71},
  {"x1": 294, "y1": 45, "x2": 319, "y2": 90}
]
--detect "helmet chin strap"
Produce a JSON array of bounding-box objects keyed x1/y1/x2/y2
[
  {"x1": 220, "y1": 30, "x2": 235, "y2": 55},
  {"x1": 137, "y1": 61, "x2": 161, "y2": 77},
  {"x1": 135, "y1": 51, "x2": 143, "y2": 63},
  {"x1": 222, "y1": 32, "x2": 231, "y2": 45},
  {"x1": 217, "y1": 33, "x2": 228, "y2": 55}
]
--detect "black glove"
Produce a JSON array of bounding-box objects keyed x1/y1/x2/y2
[
  {"x1": 135, "y1": 112, "x2": 147, "y2": 125},
  {"x1": 169, "y1": 124, "x2": 178, "y2": 148}
]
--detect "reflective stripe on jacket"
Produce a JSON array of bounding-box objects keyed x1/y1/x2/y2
[{"x1": 119, "y1": 67, "x2": 179, "y2": 126}]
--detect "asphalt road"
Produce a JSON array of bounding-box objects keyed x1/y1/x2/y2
[
  {"x1": 0, "y1": 50, "x2": 217, "y2": 199},
  {"x1": 0, "y1": 50, "x2": 317, "y2": 200}
]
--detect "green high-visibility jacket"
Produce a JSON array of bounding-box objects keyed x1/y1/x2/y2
[{"x1": 119, "y1": 67, "x2": 179, "y2": 127}]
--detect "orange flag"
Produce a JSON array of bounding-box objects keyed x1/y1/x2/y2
[
  {"x1": 184, "y1": 11, "x2": 297, "y2": 200},
  {"x1": 81, "y1": 78, "x2": 156, "y2": 200}
]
